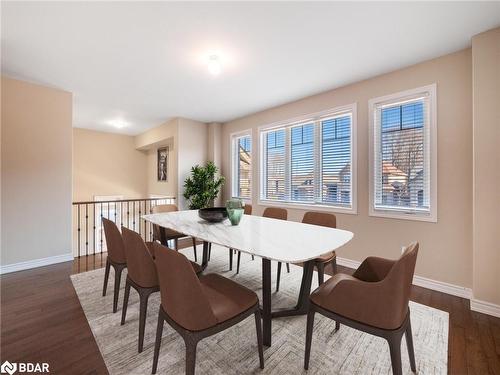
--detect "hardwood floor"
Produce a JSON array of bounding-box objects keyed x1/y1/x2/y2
[{"x1": 1, "y1": 241, "x2": 499, "y2": 374}]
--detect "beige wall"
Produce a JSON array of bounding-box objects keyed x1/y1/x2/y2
[
  {"x1": 208, "y1": 123, "x2": 223, "y2": 206},
  {"x1": 135, "y1": 117, "x2": 208, "y2": 208},
  {"x1": 222, "y1": 49, "x2": 473, "y2": 289},
  {"x1": 73, "y1": 128, "x2": 148, "y2": 201},
  {"x1": 1, "y1": 77, "x2": 72, "y2": 266},
  {"x1": 135, "y1": 118, "x2": 178, "y2": 150},
  {"x1": 135, "y1": 118, "x2": 179, "y2": 200},
  {"x1": 146, "y1": 137, "x2": 177, "y2": 197},
  {"x1": 177, "y1": 118, "x2": 208, "y2": 209},
  {"x1": 472, "y1": 28, "x2": 500, "y2": 305}
]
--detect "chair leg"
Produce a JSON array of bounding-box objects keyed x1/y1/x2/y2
[
  {"x1": 387, "y1": 334, "x2": 403, "y2": 375},
  {"x1": 192, "y1": 238, "x2": 197, "y2": 262},
  {"x1": 102, "y1": 258, "x2": 110, "y2": 296},
  {"x1": 208, "y1": 243, "x2": 211, "y2": 260},
  {"x1": 335, "y1": 321, "x2": 340, "y2": 331},
  {"x1": 121, "y1": 279, "x2": 131, "y2": 325},
  {"x1": 236, "y1": 251, "x2": 241, "y2": 274},
  {"x1": 185, "y1": 339, "x2": 198, "y2": 375},
  {"x1": 276, "y1": 262, "x2": 282, "y2": 292},
  {"x1": 304, "y1": 308, "x2": 316, "y2": 370},
  {"x1": 286, "y1": 263, "x2": 290, "y2": 273},
  {"x1": 152, "y1": 311, "x2": 164, "y2": 374},
  {"x1": 254, "y1": 308, "x2": 265, "y2": 369},
  {"x1": 174, "y1": 238, "x2": 178, "y2": 251},
  {"x1": 251, "y1": 255, "x2": 254, "y2": 260},
  {"x1": 405, "y1": 318, "x2": 417, "y2": 372},
  {"x1": 317, "y1": 262, "x2": 325, "y2": 285},
  {"x1": 113, "y1": 265, "x2": 124, "y2": 313},
  {"x1": 138, "y1": 290, "x2": 152, "y2": 353},
  {"x1": 229, "y1": 249, "x2": 233, "y2": 270},
  {"x1": 331, "y1": 257, "x2": 338, "y2": 274}
]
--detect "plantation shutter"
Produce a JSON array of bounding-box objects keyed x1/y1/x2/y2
[
  {"x1": 260, "y1": 108, "x2": 355, "y2": 210},
  {"x1": 234, "y1": 135, "x2": 252, "y2": 199},
  {"x1": 320, "y1": 114, "x2": 352, "y2": 207},
  {"x1": 290, "y1": 123, "x2": 315, "y2": 202},
  {"x1": 373, "y1": 95, "x2": 431, "y2": 212},
  {"x1": 264, "y1": 129, "x2": 286, "y2": 200}
]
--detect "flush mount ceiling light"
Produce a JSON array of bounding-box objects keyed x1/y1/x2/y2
[
  {"x1": 107, "y1": 119, "x2": 129, "y2": 129},
  {"x1": 207, "y1": 55, "x2": 221, "y2": 76}
]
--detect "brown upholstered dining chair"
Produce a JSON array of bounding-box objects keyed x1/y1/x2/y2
[
  {"x1": 231, "y1": 203, "x2": 253, "y2": 271},
  {"x1": 255, "y1": 207, "x2": 289, "y2": 288},
  {"x1": 152, "y1": 204, "x2": 198, "y2": 262},
  {"x1": 120, "y1": 227, "x2": 160, "y2": 353},
  {"x1": 304, "y1": 242, "x2": 419, "y2": 375},
  {"x1": 152, "y1": 242, "x2": 264, "y2": 375},
  {"x1": 102, "y1": 218, "x2": 127, "y2": 313},
  {"x1": 276, "y1": 211, "x2": 338, "y2": 292}
]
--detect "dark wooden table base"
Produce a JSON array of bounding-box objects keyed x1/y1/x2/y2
[{"x1": 201, "y1": 241, "x2": 321, "y2": 347}]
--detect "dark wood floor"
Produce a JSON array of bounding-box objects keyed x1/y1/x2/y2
[{"x1": 1, "y1": 240, "x2": 499, "y2": 374}]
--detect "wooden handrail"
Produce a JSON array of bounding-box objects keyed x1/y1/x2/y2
[{"x1": 72, "y1": 197, "x2": 176, "y2": 205}]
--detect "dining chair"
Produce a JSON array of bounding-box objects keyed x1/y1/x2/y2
[
  {"x1": 120, "y1": 227, "x2": 160, "y2": 353},
  {"x1": 231, "y1": 203, "x2": 253, "y2": 271},
  {"x1": 253, "y1": 208, "x2": 289, "y2": 288},
  {"x1": 102, "y1": 218, "x2": 127, "y2": 313},
  {"x1": 151, "y1": 242, "x2": 264, "y2": 375},
  {"x1": 152, "y1": 204, "x2": 198, "y2": 262},
  {"x1": 304, "y1": 242, "x2": 419, "y2": 375},
  {"x1": 276, "y1": 211, "x2": 338, "y2": 292}
]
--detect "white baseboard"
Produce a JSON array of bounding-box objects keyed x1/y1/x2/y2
[
  {"x1": 0, "y1": 253, "x2": 74, "y2": 275},
  {"x1": 470, "y1": 298, "x2": 500, "y2": 318},
  {"x1": 337, "y1": 257, "x2": 472, "y2": 299},
  {"x1": 412, "y1": 275, "x2": 472, "y2": 299},
  {"x1": 336, "y1": 257, "x2": 362, "y2": 270}
]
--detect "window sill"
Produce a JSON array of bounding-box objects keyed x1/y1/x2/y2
[
  {"x1": 369, "y1": 208, "x2": 437, "y2": 222},
  {"x1": 258, "y1": 199, "x2": 357, "y2": 215},
  {"x1": 231, "y1": 197, "x2": 252, "y2": 204}
]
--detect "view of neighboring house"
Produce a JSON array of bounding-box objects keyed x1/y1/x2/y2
[{"x1": 237, "y1": 137, "x2": 252, "y2": 200}]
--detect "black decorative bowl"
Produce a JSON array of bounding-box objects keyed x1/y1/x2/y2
[{"x1": 198, "y1": 207, "x2": 228, "y2": 223}]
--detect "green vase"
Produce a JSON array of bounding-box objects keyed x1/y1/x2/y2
[{"x1": 226, "y1": 199, "x2": 244, "y2": 226}]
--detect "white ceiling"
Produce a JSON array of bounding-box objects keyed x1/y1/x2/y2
[{"x1": 2, "y1": 2, "x2": 499, "y2": 135}]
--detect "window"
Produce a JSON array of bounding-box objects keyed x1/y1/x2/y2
[
  {"x1": 231, "y1": 132, "x2": 252, "y2": 200},
  {"x1": 260, "y1": 104, "x2": 357, "y2": 213},
  {"x1": 321, "y1": 115, "x2": 352, "y2": 206},
  {"x1": 264, "y1": 129, "x2": 285, "y2": 200},
  {"x1": 369, "y1": 84, "x2": 437, "y2": 222}
]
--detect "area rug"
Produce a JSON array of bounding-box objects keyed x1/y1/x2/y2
[{"x1": 71, "y1": 245, "x2": 448, "y2": 374}]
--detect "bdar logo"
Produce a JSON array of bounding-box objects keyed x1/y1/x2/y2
[{"x1": 0, "y1": 361, "x2": 17, "y2": 375}]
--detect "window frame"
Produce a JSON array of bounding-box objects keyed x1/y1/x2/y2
[
  {"x1": 368, "y1": 84, "x2": 437, "y2": 222},
  {"x1": 230, "y1": 129, "x2": 253, "y2": 203},
  {"x1": 258, "y1": 104, "x2": 357, "y2": 214}
]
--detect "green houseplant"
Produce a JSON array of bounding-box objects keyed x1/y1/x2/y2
[{"x1": 183, "y1": 161, "x2": 225, "y2": 209}]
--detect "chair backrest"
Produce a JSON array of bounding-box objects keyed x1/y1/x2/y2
[
  {"x1": 121, "y1": 227, "x2": 158, "y2": 288},
  {"x1": 152, "y1": 204, "x2": 178, "y2": 214},
  {"x1": 262, "y1": 207, "x2": 287, "y2": 220},
  {"x1": 153, "y1": 242, "x2": 217, "y2": 331},
  {"x1": 151, "y1": 204, "x2": 179, "y2": 243},
  {"x1": 102, "y1": 218, "x2": 126, "y2": 264},
  {"x1": 302, "y1": 211, "x2": 336, "y2": 228},
  {"x1": 244, "y1": 203, "x2": 252, "y2": 215},
  {"x1": 382, "y1": 242, "x2": 419, "y2": 327}
]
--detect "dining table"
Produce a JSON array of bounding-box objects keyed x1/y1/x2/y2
[{"x1": 142, "y1": 209, "x2": 353, "y2": 347}]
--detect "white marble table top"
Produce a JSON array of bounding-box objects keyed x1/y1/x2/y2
[{"x1": 143, "y1": 210, "x2": 353, "y2": 263}]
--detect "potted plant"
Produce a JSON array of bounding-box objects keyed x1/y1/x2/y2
[{"x1": 183, "y1": 161, "x2": 225, "y2": 209}]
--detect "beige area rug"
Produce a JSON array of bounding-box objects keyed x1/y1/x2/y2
[{"x1": 71, "y1": 245, "x2": 448, "y2": 374}]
